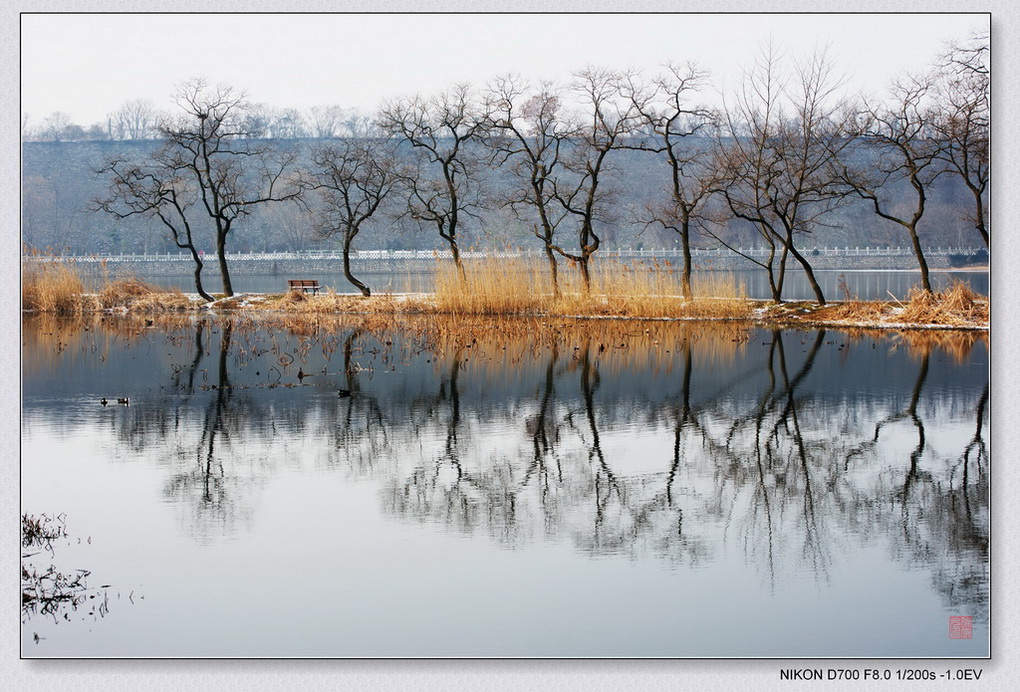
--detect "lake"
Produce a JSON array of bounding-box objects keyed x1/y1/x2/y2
[
  {"x1": 21, "y1": 313, "x2": 989, "y2": 657},
  {"x1": 136, "y1": 267, "x2": 989, "y2": 302}
]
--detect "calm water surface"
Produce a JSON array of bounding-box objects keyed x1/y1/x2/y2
[
  {"x1": 21, "y1": 314, "x2": 989, "y2": 657},
  {"x1": 140, "y1": 267, "x2": 989, "y2": 301}
]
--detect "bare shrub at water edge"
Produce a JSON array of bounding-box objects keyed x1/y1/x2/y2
[
  {"x1": 783, "y1": 279, "x2": 987, "y2": 328},
  {"x1": 126, "y1": 288, "x2": 195, "y2": 312},
  {"x1": 813, "y1": 299, "x2": 890, "y2": 324},
  {"x1": 96, "y1": 277, "x2": 153, "y2": 306},
  {"x1": 898, "y1": 280, "x2": 988, "y2": 326},
  {"x1": 23, "y1": 249, "x2": 196, "y2": 313},
  {"x1": 22, "y1": 252, "x2": 94, "y2": 313},
  {"x1": 96, "y1": 276, "x2": 195, "y2": 311},
  {"x1": 279, "y1": 289, "x2": 307, "y2": 305}
]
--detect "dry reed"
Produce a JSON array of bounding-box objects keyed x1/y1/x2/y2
[
  {"x1": 95, "y1": 277, "x2": 191, "y2": 311},
  {"x1": 898, "y1": 280, "x2": 988, "y2": 326},
  {"x1": 764, "y1": 280, "x2": 988, "y2": 330},
  {"x1": 432, "y1": 257, "x2": 751, "y2": 319},
  {"x1": 22, "y1": 254, "x2": 93, "y2": 313},
  {"x1": 22, "y1": 251, "x2": 988, "y2": 332},
  {"x1": 23, "y1": 251, "x2": 196, "y2": 313}
]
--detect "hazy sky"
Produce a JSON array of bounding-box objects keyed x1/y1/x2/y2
[{"x1": 22, "y1": 12, "x2": 989, "y2": 127}]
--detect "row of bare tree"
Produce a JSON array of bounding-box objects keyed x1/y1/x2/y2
[
  {"x1": 93, "y1": 35, "x2": 987, "y2": 303},
  {"x1": 23, "y1": 100, "x2": 377, "y2": 144}
]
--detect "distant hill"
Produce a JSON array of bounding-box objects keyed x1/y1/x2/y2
[{"x1": 21, "y1": 138, "x2": 982, "y2": 256}]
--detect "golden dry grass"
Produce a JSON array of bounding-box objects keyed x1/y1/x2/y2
[
  {"x1": 95, "y1": 277, "x2": 192, "y2": 311},
  {"x1": 431, "y1": 257, "x2": 751, "y2": 319},
  {"x1": 808, "y1": 300, "x2": 890, "y2": 323},
  {"x1": 898, "y1": 280, "x2": 988, "y2": 326},
  {"x1": 433, "y1": 256, "x2": 546, "y2": 315},
  {"x1": 22, "y1": 256, "x2": 93, "y2": 314},
  {"x1": 274, "y1": 288, "x2": 405, "y2": 314},
  {"x1": 765, "y1": 280, "x2": 988, "y2": 330},
  {"x1": 23, "y1": 252, "x2": 195, "y2": 313},
  {"x1": 22, "y1": 252, "x2": 988, "y2": 332}
]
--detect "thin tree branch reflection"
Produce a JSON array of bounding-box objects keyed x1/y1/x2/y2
[
  {"x1": 160, "y1": 319, "x2": 264, "y2": 540},
  {"x1": 26, "y1": 314, "x2": 987, "y2": 609}
]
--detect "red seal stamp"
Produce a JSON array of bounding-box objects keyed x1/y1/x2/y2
[{"x1": 949, "y1": 616, "x2": 973, "y2": 639}]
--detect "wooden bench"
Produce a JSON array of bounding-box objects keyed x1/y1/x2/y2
[{"x1": 287, "y1": 279, "x2": 321, "y2": 294}]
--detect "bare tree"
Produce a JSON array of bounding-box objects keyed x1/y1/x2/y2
[
  {"x1": 39, "y1": 112, "x2": 73, "y2": 142},
  {"x1": 712, "y1": 46, "x2": 790, "y2": 302},
  {"x1": 844, "y1": 74, "x2": 944, "y2": 292},
  {"x1": 620, "y1": 64, "x2": 717, "y2": 299},
  {"x1": 109, "y1": 99, "x2": 162, "y2": 140},
  {"x1": 94, "y1": 155, "x2": 215, "y2": 301},
  {"x1": 935, "y1": 32, "x2": 989, "y2": 247},
  {"x1": 714, "y1": 46, "x2": 855, "y2": 304},
  {"x1": 273, "y1": 108, "x2": 308, "y2": 139},
  {"x1": 485, "y1": 75, "x2": 575, "y2": 296},
  {"x1": 307, "y1": 104, "x2": 347, "y2": 139},
  {"x1": 159, "y1": 79, "x2": 306, "y2": 296},
  {"x1": 237, "y1": 103, "x2": 308, "y2": 139},
  {"x1": 343, "y1": 110, "x2": 379, "y2": 138},
  {"x1": 378, "y1": 84, "x2": 487, "y2": 280},
  {"x1": 549, "y1": 67, "x2": 638, "y2": 292},
  {"x1": 312, "y1": 138, "x2": 401, "y2": 296}
]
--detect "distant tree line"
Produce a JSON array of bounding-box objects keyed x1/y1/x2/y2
[
  {"x1": 22, "y1": 99, "x2": 378, "y2": 143},
  {"x1": 29, "y1": 33, "x2": 988, "y2": 304}
]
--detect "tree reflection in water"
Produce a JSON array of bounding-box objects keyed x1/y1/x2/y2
[{"x1": 22, "y1": 314, "x2": 989, "y2": 615}]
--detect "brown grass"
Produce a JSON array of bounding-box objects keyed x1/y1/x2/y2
[
  {"x1": 431, "y1": 257, "x2": 751, "y2": 319},
  {"x1": 95, "y1": 277, "x2": 191, "y2": 311},
  {"x1": 898, "y1": 280, "x2": 988, "y2": 326},
  {"x1": 23, "y1": 252, "x2": 196, "y2": 313},
  {"x1": 22, "y1": 251, "x2": 988, "y2": 331},
  {"x1": 809, "y1": 299, "x2": 890, "y2": 323},
  {"x1": 266, "y1": 289, "x2": 406, "y2": 314},
  {"x1": 434, "y1": 256, "x2": 546, "y2": 315},
  {"x1": 764, "y1": 280, "x2": 988, "y2": 330},
  {"x1": 22, "y1": 257, "x2": 94, "y2": 314}
]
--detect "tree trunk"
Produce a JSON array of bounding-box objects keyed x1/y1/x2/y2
[
  {"x1": 680, "y1": 222, "x2": 693, "y2": 301},
  {"x1": 767, "y1": 272, "x2": 781, "y2": 303},
  {"x1": 774, "y1": 246, "x2": 790, "y2": 302},
  {"x1": 763, "y1": 243, "x2": 781, "y2": 303},
  {"x1": 544, "y1": 244, "x2": 561, "y2": 298},
  {"x1": 786, "y1": 242, "x2": 826, "y2": 305},
  {"x1": 217, "y1": 233, "x2": 234, "y2": 297},
  {"x1": 187, "y1": 245, "x2": 214, "y2": 302},
  {"x1": 973, "y1": 189, "x2": 989, "y2": 247},
  {"x1": 906, "y1": 224, "x2": 932, "y2": 292},
  {"x1": 441, "y1": 227, "x2": 466, "y2": 282},
  {"x1": 343, "y1": 232, "x2": 371, "y2": 297},
  {"x1": 451, "y1": 242, "x2": 466, "y2": 282},
  {"x1": 579, "y1": 254, "x2": 593, "y2": 293}
]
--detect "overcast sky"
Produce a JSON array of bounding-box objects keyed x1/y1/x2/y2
[{"x1": 21, "y1": 12, "x2": 989, "y2": 127}]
